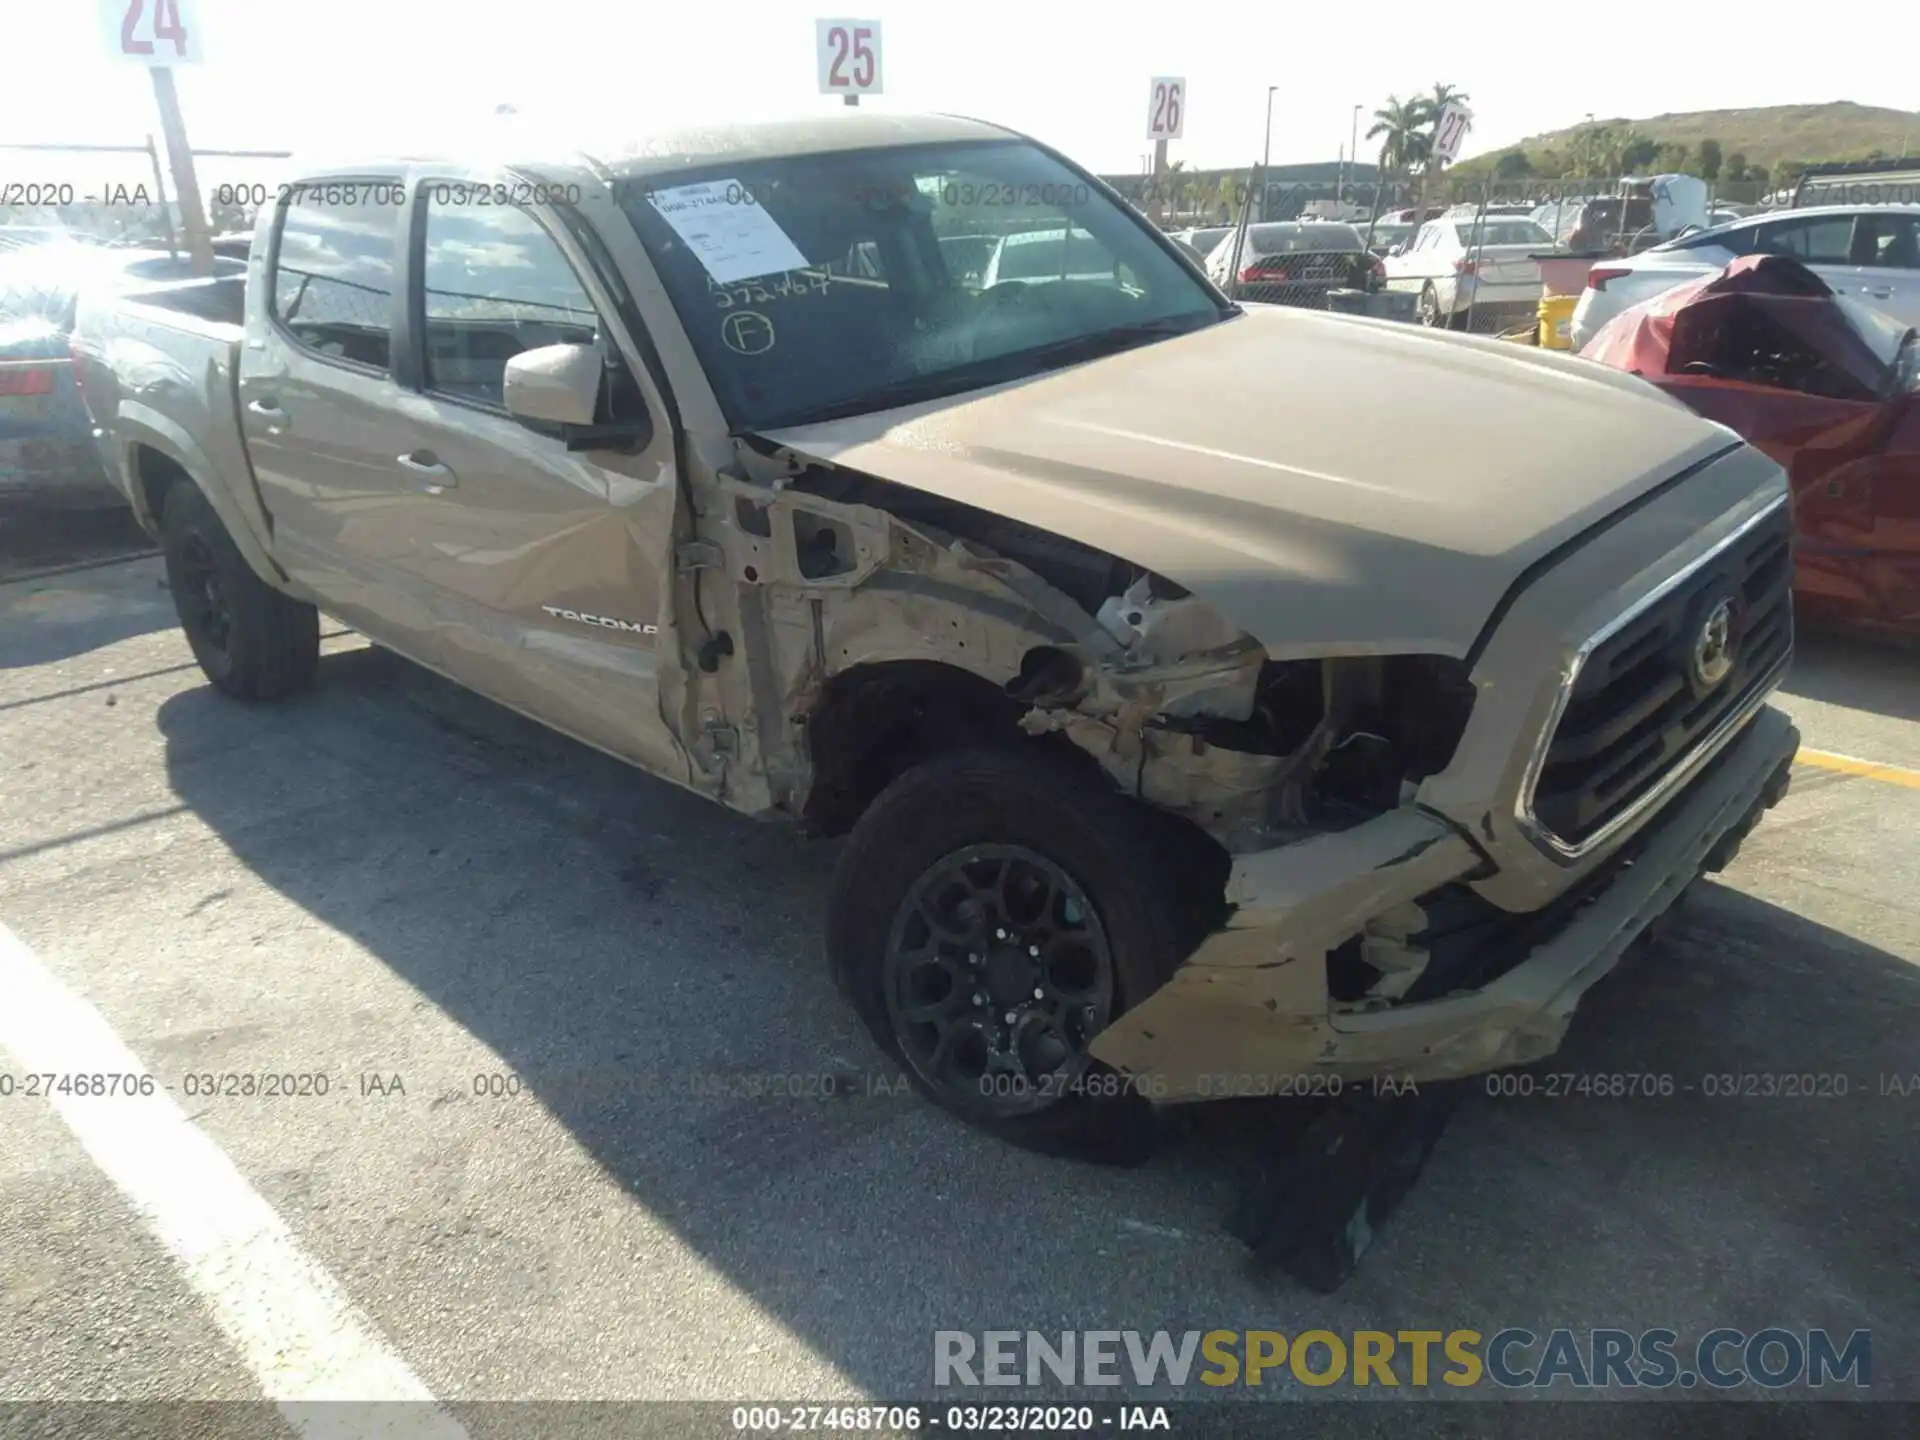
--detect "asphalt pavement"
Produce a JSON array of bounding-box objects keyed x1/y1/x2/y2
[{"x1": 0, "y1": 534, "x2": 1914, "y2": 1434}]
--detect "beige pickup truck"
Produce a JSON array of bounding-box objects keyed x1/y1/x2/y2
[{"x1": 73, "y1": 114, "x2": 1799, "y2": 1156}]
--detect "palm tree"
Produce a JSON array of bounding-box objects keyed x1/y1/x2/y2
[{"x1": 1367, "y1": 96, "x2": 1427, "y2": 173}]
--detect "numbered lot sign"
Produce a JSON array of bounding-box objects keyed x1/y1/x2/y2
[
  {"x1": 1146, "y1": 77, "x2": 1185, "y2": 142},
  {"x1": 1432, "y1": 101, "x2": 1473, "y2": 164},
  {"x1": 817, "y1": 19, "x2": 883, "y2": 96},
  {"x1": 100, "y1": 0, "x2": 202, "y2": 64}
]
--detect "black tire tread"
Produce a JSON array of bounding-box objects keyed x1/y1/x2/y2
[
  {"x1": 161, "y1": 483, "x2": 319, "y2": 701},
  {"x1": 826, "y1": 745, "x2": 1185, "y2": 1162}
]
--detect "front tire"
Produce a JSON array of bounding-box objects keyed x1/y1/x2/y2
[
  {"x1": 826, "y1": 748, "x2": 1183, "y2": 1162},
  {"x1": 160, "y1": 483, "x2": 318, "y2": 701}
]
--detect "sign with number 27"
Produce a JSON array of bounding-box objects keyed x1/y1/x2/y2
[{"x1": 100, "y1": 0, "x2": 202, "y2": 66}]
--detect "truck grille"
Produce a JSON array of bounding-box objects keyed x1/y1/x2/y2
[{"x1": 1529, "y1": 498, "x2": 1793, "y2": 852}]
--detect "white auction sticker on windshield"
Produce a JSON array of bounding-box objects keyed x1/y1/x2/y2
[{"x1": 646, "y1": 180, "x2": 810, "y2": 286}]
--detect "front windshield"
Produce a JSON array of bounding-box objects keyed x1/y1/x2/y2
[{"x1": 616, "y1": 139, "x2": 1227, "y2": 430}]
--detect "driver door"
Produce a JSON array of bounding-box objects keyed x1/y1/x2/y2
[{"x1": 384, "y1": 180, "x2": 689, "y2": 779}]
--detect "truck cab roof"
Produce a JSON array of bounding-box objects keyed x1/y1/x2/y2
[{"x1": 287, "y1": 112, "x2": 1026, "y2": 184}]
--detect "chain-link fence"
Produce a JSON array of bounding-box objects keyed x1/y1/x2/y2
[{"x1": 1111, "y1": 168, "x2": 1787, "y2": 326}]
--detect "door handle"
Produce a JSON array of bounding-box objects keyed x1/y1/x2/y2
[
  {"x1": 397, "y1": 450, "x2": 457, "y2": 492},
  {"x1": 1862, "y1": 287, "x2": 1895, "y2": 300},
  {"x1": 246, "y1": 398, "x2": 287, "y2": 430}
]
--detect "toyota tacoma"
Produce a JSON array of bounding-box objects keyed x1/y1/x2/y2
[{"x1": 72, "y1": 114, "x2": 1799, "y2": 1155}]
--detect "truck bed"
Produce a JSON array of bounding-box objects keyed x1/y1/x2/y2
[
  {"x1": 119, "y1": 272, "x2": 248, "y2": 333},
  {"x1": 71, "y1": 274, "x2": 264, "y2": 537}
]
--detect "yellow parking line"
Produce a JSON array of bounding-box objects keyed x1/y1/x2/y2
[{"x1": 1795, "y1": 748, "x2": 1920, "y2": 791}]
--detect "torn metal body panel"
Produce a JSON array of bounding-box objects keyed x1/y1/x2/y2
[
  {"x1": 1093, "y1": 708, "x2": 1798, "y2": 1099},
  {"x1": 693, "y1": 427, "x2": 1801, "y2": 1103}
]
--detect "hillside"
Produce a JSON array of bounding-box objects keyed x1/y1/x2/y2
[{"x1": 1485, "y1": 101, "x2": 1919, "y2": 173}]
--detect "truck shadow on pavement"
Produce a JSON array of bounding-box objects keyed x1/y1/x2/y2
[{"x1": 152, "y1": 642, "x2": 1919, "y2": 1399}]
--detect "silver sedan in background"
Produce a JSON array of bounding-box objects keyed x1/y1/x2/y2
[{"x1": 1, "y1": 240, "x2": 243, "y2": 509}]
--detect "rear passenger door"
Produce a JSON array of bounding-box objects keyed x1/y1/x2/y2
[
  {"x1": 1749, "y1": 213, "x2": 1882, "y2": 306},
  {"x1": 239, "y1": 180, "x2": 449, "y2": 654},
  {"x1": 385, "y1": 179, "x2": 687, "y2": 777},
  {"x1": 1853, "y1": 211, "x2": 1920, "y2": 329}
]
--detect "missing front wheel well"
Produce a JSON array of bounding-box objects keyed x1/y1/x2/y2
[{"x1": 800, "y1": 661, "x2": 1101, "y2": 837}]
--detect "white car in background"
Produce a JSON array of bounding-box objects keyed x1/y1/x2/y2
[
  {"x1": 977, "y1": 226, "x2": 1138, "y2": 288},
  {"x1": 1382, "y1": 215, "x2": 1556, "y2": 328},
  {"x1": 1570, "y1": 204, "x2": 1920, "y2": 351}
]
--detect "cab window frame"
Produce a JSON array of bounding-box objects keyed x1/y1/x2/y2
[
  {"x1": 265, "y1": 174, "x2": 407, "y2": 379},
  {"x1": 403, "y1": 179, "x2": 619, "y2": 421}
]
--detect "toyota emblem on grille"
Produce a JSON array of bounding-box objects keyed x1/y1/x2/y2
[{"x1": 1692, "y1": 599, "x2": 1737, "y2": 689}]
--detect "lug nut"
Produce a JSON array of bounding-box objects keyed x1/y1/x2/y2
[
  {"x1": 995, "y1": 928, "x2": 1008, "y2": 940},
  {"x1": 973, "y1": 995, "x2": 986, "y2": 1007},
  {"x1": 1028, "y1": 945, "x2": 1041, "y2": 957},
  {"x1": 1004, "y1": 1011, "x2": 1017, "y2": 1024},
  {"x1": 1033, "y1": 987, "x2": 1044, "y2": 999}
]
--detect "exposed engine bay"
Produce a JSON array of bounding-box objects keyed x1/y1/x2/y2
[{"x1": 720, "y1": 443, "x2": 1479, "y2": 855}]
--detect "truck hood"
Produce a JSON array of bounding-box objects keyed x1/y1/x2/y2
[{"x1": 758, "y1": 305, "x2": 1740, "y2": 660}]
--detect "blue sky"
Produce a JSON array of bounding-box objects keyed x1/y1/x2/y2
[{"x1": 11, "y1": 1, "x2": 1916, "y2": 191}]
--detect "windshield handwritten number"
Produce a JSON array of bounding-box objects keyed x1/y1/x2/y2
[
  {"x1": 1151, "y1": 83, "x2": 1181, "y2": 138},
  {"x1": 120, "y1": 0, "x2": 189, "y2": 57},
  {"x1": 1436, "y1": 111, "x2": 1465, "y2": 157},
  {"x1": 826, "y1": 26, "x2": 875, "y2": 88}
]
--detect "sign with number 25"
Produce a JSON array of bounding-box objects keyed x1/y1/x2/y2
[
  {"x1": 99, "y1": 0, "x2": 203, "y2": 65},
  {"x1": 816, "y1": 19, "x2": 882, "y2": 96}
]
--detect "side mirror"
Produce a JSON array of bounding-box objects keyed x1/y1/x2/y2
[{"x1": 504, "y1": 342, "x2": 601, "y2": 428}]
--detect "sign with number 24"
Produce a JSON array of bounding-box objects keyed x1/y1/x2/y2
[{"x1": 99, "y1": 0, "x2": 202, "y2": 65}]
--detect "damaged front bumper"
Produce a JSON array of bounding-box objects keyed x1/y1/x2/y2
[{"x1": 1090, "y1": 705, "x2": 1800, "y2": 1100}]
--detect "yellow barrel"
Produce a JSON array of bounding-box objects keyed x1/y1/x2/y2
[{"x1": 1538, "y1": 294, "x2": 1578, "y2": 351}]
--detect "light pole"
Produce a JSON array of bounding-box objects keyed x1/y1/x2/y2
[
  {"x1": 1261, "y1": 85, "x2": 1277, "y2": 221},
  {"x1": 1347, "y1": 103, "x2": 1362, "y2": 212}
]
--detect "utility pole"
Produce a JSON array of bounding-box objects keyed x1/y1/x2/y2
[
  {"x1": 1348, "y1": 103, "x2": 1362, "y2": 211},
  {"x1": 1261, "y1": 85, "x2": 1277, "y2": 223},
  {"x1": 149, "y1": 68, "x2": 215, "y2": 276}
]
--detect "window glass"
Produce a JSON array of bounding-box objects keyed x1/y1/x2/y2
[
  {"x1": 1755, "y1": 217, "x2": 1854, "y2": 265},
  {"x1": 991, "y1": 228, "x2": 1116, "y2": 279},
  {"x1": 1245, "y1": 224, "x2": 1363, "y2": 255},
  {"x1": 1455, "y1": 220, "x2": 1553, "y2": 247},
  {"x1": 272, "y1": 192, "x2": 399, "y2": 370},
  {"x1": 420, "y1": 197, "x2": 601, "y2": 408},
  {"x1": 1665, "y1": 223, "x2": 1755, "y2": 253},
  {"x1": 617, "y1": 138, "x2": 1222, "y2": 431},
  {"x1": 1860, "y1": 214, "x2": 1920, "y2": 270}
]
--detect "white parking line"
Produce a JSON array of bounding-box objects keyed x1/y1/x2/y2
[{"x1": 0, "y1": 920, "x2": 470, "y2": 1439}]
